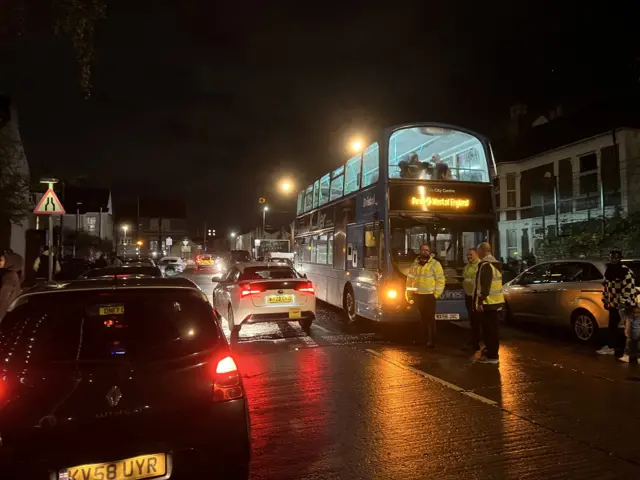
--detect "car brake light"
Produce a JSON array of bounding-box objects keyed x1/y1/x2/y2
[
  {"x1": 240, "y1": 284, "x2": 263, "y2": 297},
  {"x1": 212, "y1": 355, "x2": 243, "y2": 402},
  {"x1": 296, "y1": 281, "x2": 314, "y2": 294}
]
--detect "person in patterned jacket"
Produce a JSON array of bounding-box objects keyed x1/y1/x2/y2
[{"x1": 596, "y1": 249, "x2": 636, "y2": 356}]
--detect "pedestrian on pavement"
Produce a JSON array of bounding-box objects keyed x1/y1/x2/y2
[
  {"x1": 462, "y1": 247, "x2": 481, "y2": 351},
  {"x1": 405, "y1": 243, "x2": 446, "y2": 348},
  {"x1": 597, "y1": 248, "x2": 636, "y2": 357},
  {"x1": 33, "y1": 247, "x2": 61, "y2": 281},
  {"x1": 93, "y1": 252, "x2": 108, "y2": 268},
  {"x1": 0, "y1": 251, "x2": 23, "y2": 322},
  {"x1": 473, "y1": 242, "x2": 505, "y2": 365}
]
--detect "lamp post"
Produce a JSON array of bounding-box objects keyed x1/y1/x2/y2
[
  {"x1": 39, "y1": 178, "x2": 59, "y2": 281},
  {"x1": 121, "y1": 225, "x2": 129, "y2": 257},
  {"x1": 262, "y1": 206, "x2": 269, "y2": 235},
  {"x1": 544, "y1": 171, "x2": 560, "y2": 236},
  {"x1": 230, "y1": 231, "x2": 237, "y2": 250}
]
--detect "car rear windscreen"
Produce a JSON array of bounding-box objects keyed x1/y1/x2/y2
[
  {"x1": 239, "y1": 267, "x2": 300, "y2": 281},
  {"x1": 0, "y1": 289, "x2": 221, "y2": 364}
]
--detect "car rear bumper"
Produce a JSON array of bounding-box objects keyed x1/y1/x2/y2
[
  {"x1": 242, "y1": 311, "x2": 315, "y2": 324},
  {"x1": 0, "y1": 399, "x2": 251, "y2": 479}
]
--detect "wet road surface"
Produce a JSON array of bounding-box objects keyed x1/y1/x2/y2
[{"x1": 187, "y1": 270, "x2": 640, "y2": 479}]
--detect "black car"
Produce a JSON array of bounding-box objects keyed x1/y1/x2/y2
[
  {"x1": 0, "y1": 278, "x2": 251, "y2": 479},
  {"x1": 77, "y1": 264, "x2": 163, "y2": 279}
]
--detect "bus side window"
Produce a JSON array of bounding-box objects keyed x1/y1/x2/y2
[{"x1": 347, "y1": 244, "x2": 353, "y2": 261}]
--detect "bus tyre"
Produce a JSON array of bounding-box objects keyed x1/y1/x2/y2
[{"x1": 344, "y1": 285, "x2": 357, "y2": 323}]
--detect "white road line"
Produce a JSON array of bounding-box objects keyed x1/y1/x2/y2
[
  {"x1": 364, "y1": 348, "x2": 497, "y2": 406},
  {"x1": 313, "y1": 324, "x2": 331, "y2": 334}
]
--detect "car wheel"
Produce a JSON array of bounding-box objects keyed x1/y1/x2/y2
[
  {"x1": 228, "y1": 305, "x2": 240, "y2": 333},
  {"x1": 572, "y1": 310, "x2": 598, "y2": 343},
  {"x1": 502, "y1": 303, "x2": 516, "y2": 324},
  {"x1": 299, "y1": 319, "x2": 312, "y2": 335},
  {"x1": 343, "y1": 285, "x2": 357, "y2": 323}
]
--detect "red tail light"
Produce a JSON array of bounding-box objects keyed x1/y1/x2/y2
[
  {"x1": 240, "y1": 283, "x2": 263, "y2": 297},
  {"x1": 212, "y1": 355, "x2": 243, "y2": 402},
  {"x1": 296, "y1": 281, "x2": 315, "y2": 294}
]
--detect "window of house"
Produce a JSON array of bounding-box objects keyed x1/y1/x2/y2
[
  {"x1": 558, "y1": 158, "x2": 573, "y2": 213},
  {"x1": 506, "y1": 211, "x2": 517, "y2": 221},
  {"x1": 344, "y1": 154, "x2": 361, "y2": 195},
  {"x1": 362, "y1": 143, "x2": 379, "y2": 187},
  {"x1": 601, "y1": 144, "x2": 621, "y2": 207},
  {"x1": 493, "y1": 177, "x2": 500, "y2": 209},
  {"x1": 318, "y1": 174, "x2": 331, "y2": 206},
  {"x1": 313, "y1": 179, "x2": 320, "y2": 209},
  {"x1": 506, "y1": 173, "x2": 516, "y2": 208},
  {"x1": 150, "y1": 240, "x2": 158, "y2": 251},
  {"x1": 86, "y1": 216, "x2": 97, "y2": 233},
  {"x1": 577, "y1": 153, "x2": 599, "y2": 211},
  {"x1": 330, "y1": 166, "x2": 344, "y2": 201},
  {"x1": 506, "y1": 229, "x2": 518, "y2": 258}
]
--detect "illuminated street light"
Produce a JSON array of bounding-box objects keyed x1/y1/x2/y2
[
  {"x1": 264, "y1": 206, "x2": 269, "y2": 212},
  {"x1": 279, "y1": 179, "x2": 294, "y2": 194},
  {"x1": 350, "y1": 138, "x2": 363, "y2": 152},
  {"x1": 136, "y1": 240, "x2": 143, "y2": 247},
  {"x1": 230, "y1": 232, "x2": 237, "y2": 238}
]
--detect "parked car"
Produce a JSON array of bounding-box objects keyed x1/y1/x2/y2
[
  {"x1": 157, "y1": 256, "x2": 185, "y2": 276},
  {"x1": 503, "y1": 259, "x2": 640, "y2": 342},
  {"x1": 0, "y1": 277, "x2": 250, "y2": 478},
  {"x1": 212, "y1": 262, "x2": 315, "y2": 335}
]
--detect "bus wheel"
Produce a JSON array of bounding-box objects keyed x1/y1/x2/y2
[{"x1": 344, "y1": 285, "x2": 357, "y2": 323}]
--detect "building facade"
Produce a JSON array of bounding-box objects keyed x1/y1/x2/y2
[{"x1": 495, "y1": 128, "x2": 640, "y2": 259}]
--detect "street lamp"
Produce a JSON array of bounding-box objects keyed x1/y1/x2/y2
[
  {"x1": 278, "y1": 179, "x2": 294, "y2": 194},
  {"x1": 350, "y1": 137, "x2": 364, "y2": 153},
  {"x1": 262, "y1": 206, "x2": 269, "y2": 233},
  {"x1": 229, "y1": 231, "x2": 237, "y2": 250}
]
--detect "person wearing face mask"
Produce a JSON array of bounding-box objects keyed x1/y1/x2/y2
[
  {"x1": 462, "y1": 247, "x2": 481, "y2": 351},
  {"x1": 405, "y1": 243, "x2": 445, "y2": 348},
  {"x1": 597, "y1": 248, "x2": 636, "y2": 359}
]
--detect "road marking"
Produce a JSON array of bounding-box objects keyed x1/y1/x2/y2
[
  {"x1": 364, "y1": 348, "x2": 497, "y2": 406},
  {"x1": 313, "y1": 324, "x2": 331, "y2": 333}
]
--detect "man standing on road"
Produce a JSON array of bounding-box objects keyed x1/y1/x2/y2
[
  {"x1": 33, "y1": 247, "x2": 61, "y2": 281},
  {"x1": 473, "y1": 242, "x2": 504, "y2": 364},
  {"x1": 597, "y1": 248, "x2": 635, "y2": 357},
  {"x1": 0, "y1": 250, "x2": 23, "y2": 322},
  {"x1": 462, "y1": 247, "x2": 481, "y2": 351},
  {"x1": 406, "y1": 243, "x2": 446, "y2": 348}
]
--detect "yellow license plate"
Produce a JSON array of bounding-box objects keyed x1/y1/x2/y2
[
  {"x1": 99, "y1": 305, "x2": 125, "y2": 316},
  {"x1": 289, "y1": 308, "x2": 302, "y2": 319},
  {"x1": 59, "y1": 453, "x2": 166, "y2": 480},
  {"x1": 268, "y1": 295, "x2": 293, "y2": 304}
]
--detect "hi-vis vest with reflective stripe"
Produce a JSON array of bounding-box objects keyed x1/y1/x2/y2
[
  {"x1": 476, "y1": 262, "x2": 505, "y2": 305},
  {"x1": 462, "y1": 258, "x2": 480, "y2": 296},
  {"x1": 406, "y1": 258, "x2": 446, "y2": 298}
]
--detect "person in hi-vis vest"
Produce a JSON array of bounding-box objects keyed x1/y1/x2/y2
[
  {"x1": 462, "y1": 247, "x2": 481, "y2": 351},
  {"x1": 405, "y1": 243, "x2": 445, "y2": 348},
  {"x1": 473, "y1": 242, "x2": 505, "y2": 364}
]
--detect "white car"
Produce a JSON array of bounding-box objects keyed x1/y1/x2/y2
[
  {"x1": 212, "y1": 262, "x2": 316, "y2": 335},
  {"x1": 157, "y1": 256, "x2": 185, "y2": 276}
]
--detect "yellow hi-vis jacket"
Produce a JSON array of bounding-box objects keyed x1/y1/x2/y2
[
  {"x1": 462, "y1": 258, "x2": 480, "y2": 296},
  {"x1": 406, "y1": 257, "x2": 445, "y2": 299},
  {"x1": 473, "y1": 256, "x2": 505, "y2": 310}
]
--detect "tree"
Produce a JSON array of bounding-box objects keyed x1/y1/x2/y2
[
  {"x1": 0, "y1": 0, "x2": 107, "y2": 96},
  {"x1": 0, "y1": 128, "x2": 31, "y2": 226}
]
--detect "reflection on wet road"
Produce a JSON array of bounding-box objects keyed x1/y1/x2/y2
[{"x1": 187, "y1": 270, "x2": 640, "y2": 478}]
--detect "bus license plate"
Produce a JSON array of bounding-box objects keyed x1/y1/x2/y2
[
  {"x1": 59, "y1": 453, "x2": 166, "y2": 480},
  {"x1": 268, "y1": 295, "x2": 293, "y2": 304},
  {"x1": 436, "y1": 313, "x2": 460, "y2": 320},
  {"x1": 289, "y1": 308, "x2": 302, "y2": 319}
]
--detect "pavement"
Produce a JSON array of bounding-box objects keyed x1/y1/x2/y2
[{"x1": 186, "y1": 270, "x2": 640, "y2": 479}]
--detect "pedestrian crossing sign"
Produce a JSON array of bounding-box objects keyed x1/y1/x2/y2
[{"x1": 33, "y1": 188, "x2": 66, "y2": 214}]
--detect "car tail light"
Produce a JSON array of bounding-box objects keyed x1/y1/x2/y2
[
  {"x1": 212, "y1": 355, "x2": 243, "y2": 402},
  {"x1": 240, "y1": 284, "x2": 263, "y2": 297},
  {"x1": 296, "y1": 281, "x2": 314, "y2": 294}
]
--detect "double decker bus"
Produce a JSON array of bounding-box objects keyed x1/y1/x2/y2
[{"x1": 293, "y1": 123, "x2": 498, "y2": 323}]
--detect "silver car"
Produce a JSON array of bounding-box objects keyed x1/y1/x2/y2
[{"x1": 503, "y1": 259, "x2": 640, "y2": 342}]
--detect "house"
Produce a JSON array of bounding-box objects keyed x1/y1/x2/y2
[
  {"x1": 60, "y1": 186, "x2": 114, "y2": 240},
  {"x1": 494, "y1": 102, "x2": 640, "y2": 259},
  {"x1": 0, "y1": 95, "x2": 30, "y2": 259}
]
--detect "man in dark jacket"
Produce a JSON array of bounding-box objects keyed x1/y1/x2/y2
[
  {"x1": 0, "y1": 251, "x2": 23, "y2": 322},
  {"x1": 473, "y1": 242, "x2": 505, "y2": 365}
]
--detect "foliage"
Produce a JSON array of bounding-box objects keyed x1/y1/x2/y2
[
  {"x1": 0, "y1": 0, "x2": 107, "y2": 96},
  {"x1": 65, "y1": 230, "x2": 113, "y2": 257},
  {"x1": 535, "y1": 208, "x2": 640, "y2": 260},
  {"x1": 0, "y1": 129, "x2": 31, "y2": 225}
]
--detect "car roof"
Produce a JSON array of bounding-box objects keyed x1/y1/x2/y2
[
  {"x1": 19, "y1": 277, "x2": 199, "y2": 297},
  {"x1": 235, "y1": 261, "x2": 294, "y2": 272},
  {"x1": 521, "y1": 258, "x2": 640, "y2": 274}
]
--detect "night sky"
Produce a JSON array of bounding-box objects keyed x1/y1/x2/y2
[{"x1": 2, "y1": 0, "x2": 639, "y2": 233}]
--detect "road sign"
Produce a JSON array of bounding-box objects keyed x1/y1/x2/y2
[
  {"x1": 165, "y1": 237, "x2": 173, "y2": 246},
  {"x1": 182, "y1": 239, "x2": 189, "y2": 246},
  {"x1": 33, "y1": 188, "x2": 65, "y2": 215}
]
